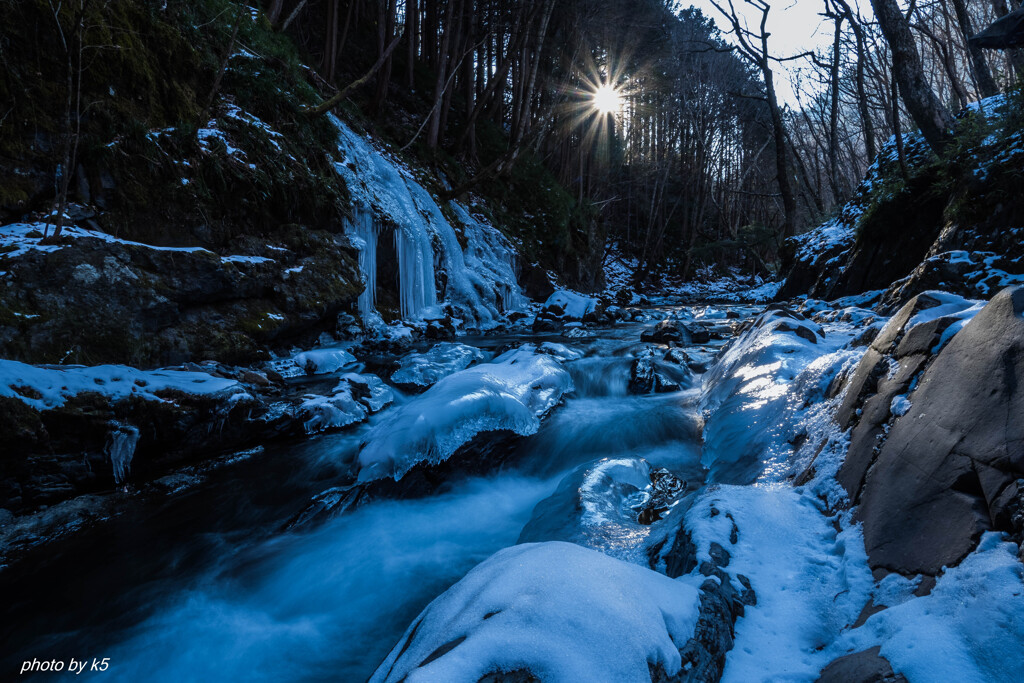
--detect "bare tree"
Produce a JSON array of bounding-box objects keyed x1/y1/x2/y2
[{"x1": 871, "y1": 0, "x2": 954, "y2": 152}]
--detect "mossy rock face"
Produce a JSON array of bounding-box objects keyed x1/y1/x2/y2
[
  {"x1": 0, "y1": 0, "x2": 350, "y2": 248},
  {"x1": 0, "y1": 231, "x2": 361, "y2": 367}
]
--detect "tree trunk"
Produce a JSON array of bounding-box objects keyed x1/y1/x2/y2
[
  {"x1": 871, "y1": 0, "x2": 953, "y2": 153},
  {"x1": 951, "y1": 0, "x2": 1000, "y2": 97}
]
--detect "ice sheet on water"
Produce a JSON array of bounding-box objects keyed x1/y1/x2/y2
[
  {"x1": 357, "y1": 347, "x2": 572, "y2": 481},
  {"x1": 371, "y1": 541, "x2": 701, "y2": 683},
  {"x1": 518, "y1": 457, "x2": 671, "y2": 565},
  {"x1": 391, "y1": 342, "x2": 484, "y2": 390},
  {"x1": 297, "y1": 374, "x2": 394, "y2": 434}
]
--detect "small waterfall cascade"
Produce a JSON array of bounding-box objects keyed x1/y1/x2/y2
[
  {"x1": 330, "y1": 114, "x2": 524, "y2": 328},
  {"x1": 105, "y1": 421, "x2": 140, "y2": 485}
]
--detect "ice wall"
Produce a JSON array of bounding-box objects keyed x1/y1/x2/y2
[{"x1": 330, "y1": 115, "x2": 524, "y2": 328}]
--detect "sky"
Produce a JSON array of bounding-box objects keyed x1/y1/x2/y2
[{"x1": 684, "y1": 0, "x2": 876, "y2": 106}]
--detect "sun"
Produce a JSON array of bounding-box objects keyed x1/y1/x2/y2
[{"x1": 591, "y1": 84, "x2": 621, "y2": 115}]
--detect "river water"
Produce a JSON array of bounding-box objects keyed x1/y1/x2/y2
[{"x1": 0, "y1": 306, "x2": 749, "y2": 681}]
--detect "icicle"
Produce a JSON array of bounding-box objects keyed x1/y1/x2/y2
[
  {"x1": 344, "y1": 206, "x2": 380, "y2": 321},
  {"x1": 105, "y1": 421, "x2": 140, "y2": 485}
]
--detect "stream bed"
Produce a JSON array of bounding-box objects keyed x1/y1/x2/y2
[{"x1": 0, "y1": 305, "x2": 750, "y2": 681}]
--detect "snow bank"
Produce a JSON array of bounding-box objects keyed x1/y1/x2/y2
[
  {"x1": 0, "y1": 222, "x2": 212, "y2": 259},
  {"x1": 680, "y1": 484, "x2": 873, "y2": 682},
  {"x1": 391, "y1": 342, "x2": 484, "y2": 390},
  {"x1": 330, "y1": 116, "x2": 524, "y2": 328},
  {"x1": 840, "y1": 532, "x2": 1024, "y2": 683},
  {"x1": 357, "y1": 348, "x2": 573, "y2": 480},
  {"x1": 371, "y1": 541, "x2": 701, "y2": 683},
  {"x1": 0, "y1": 360, "x2": 244, "y2": 410}
]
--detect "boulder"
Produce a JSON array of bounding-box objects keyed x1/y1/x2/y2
[
  {"x1": 640, "y1": 319, "x2": 708, "y2": 345},
  {"x1": 850, "y1": 287, "x2": 1024, "y2": 575},
  {"x1": 0, "y1": 226, "x2": 361, "y2": 367},
  {"x1": 629, "y1": 348, "x2": 691, "y2": 394},
  {"x1": 816, "y1": 647, "x2": 908, "y2": 683}
]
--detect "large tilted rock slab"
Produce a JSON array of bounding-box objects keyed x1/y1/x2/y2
[{"x1": 853, "y1": 287, "x2": 1024, "y2": 575}]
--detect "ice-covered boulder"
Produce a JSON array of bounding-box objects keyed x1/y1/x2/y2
[
  {"x1": 296, "y1": 373, "x2": 394, "y2": 434},
  {"x1": 541, "y1": 290, "x2": 599, "y2": 321},
  {"x1": 390, "y1": 342, "x2": 485, "y2": 392},
  {"x1": 290, "y1": 347, "x2": 358, "y2": 375},
  {"x1": 357, "y1": 348, "x2": 572, "y2": 481},
  {"x1": 370, "y1": 541, "x2": 701, "y2": 683},
  {"x1": 699, "y1": 307, "x2": 829, "y2": 483}
]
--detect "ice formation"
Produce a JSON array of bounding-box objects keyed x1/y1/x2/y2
[
  {"x1": 390, "y1": 342, "x2": 485, "y2": 390},
  {"x1": 330, "y1": 115, "x2": 524, "y2": 328},
  {"x1": 105, "y1": 422, "x2": 141, "y2": 485},
  {"x1": 357, "y1": 347, "x2": 573, "y2": 481}
]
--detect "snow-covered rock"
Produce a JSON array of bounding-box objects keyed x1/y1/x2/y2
[
  {"x1": 541, "y1": 290, "x2": 599, "y2": 321},
  {"x1": 390, "y1": 342, "x2": 484, "y2": 391},
  {"x1": 371, "y1": 541, "x2": 701, "y2": 683},
  {"x1": 357, "y1": 348, "x2": 573, "y2": 481},
  {"x1": 0, "y1": 360, "x2": 244, "y2": 410}
]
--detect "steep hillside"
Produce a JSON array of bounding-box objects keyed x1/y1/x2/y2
[{"x1": 779, "y1": 91, "x2": 1024, "y2": 310}]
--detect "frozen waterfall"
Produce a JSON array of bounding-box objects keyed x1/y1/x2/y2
[{"x1": 330, "y1": 115, "x2": 524, "y2": 328}]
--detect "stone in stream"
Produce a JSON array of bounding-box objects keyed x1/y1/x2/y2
[
  {"x1": 816, "y1": 647, "x2": 908, "y2": 683},
  {"x1": 640, "y1": 319, "x2": 710, "y2": 345},
  {"x1": 628, "y1": 347, "x2": 692, "y2": 394}
]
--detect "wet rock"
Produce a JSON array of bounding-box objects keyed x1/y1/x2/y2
[
  {"x1": 629, "y1": 348, "x2": 691, "y2": 394},
  {"x1": 636, "y1": 468, "x2": 687, "y2": 525},
  {"x1": 816, "y1": 647, "x2": 908, "y2": 683},
  {"x1": 640, "y1": 319, "x2": 707, "y2": 344}
]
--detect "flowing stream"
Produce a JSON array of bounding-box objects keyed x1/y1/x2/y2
[{"x1": 0, "y1": 307, "x2": 743, "y2": 681}]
